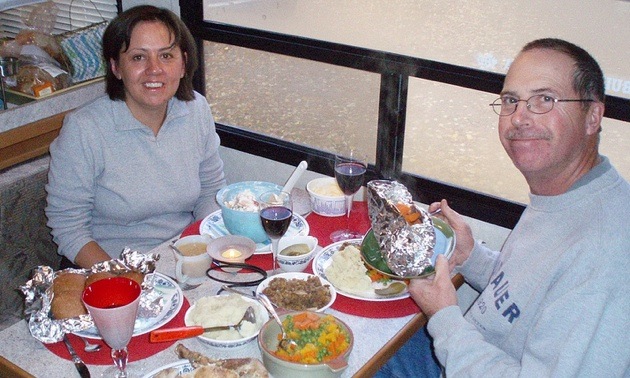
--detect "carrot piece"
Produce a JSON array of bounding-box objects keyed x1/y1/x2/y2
[{"x1": 293, "y1": 312, "x2": 308, "y2": 323}]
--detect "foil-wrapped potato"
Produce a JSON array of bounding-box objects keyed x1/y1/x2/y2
[{"x1": 366, "y1": 180, "x2": 436, "y2": 277}]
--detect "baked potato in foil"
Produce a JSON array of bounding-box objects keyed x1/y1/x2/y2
[{"x1": 366, "y1": 180, "x2": 436, "y2": 277}]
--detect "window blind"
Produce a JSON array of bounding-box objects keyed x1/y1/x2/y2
[{"x1": 1, "y1": 0, "x2": 118, "y2": 38}]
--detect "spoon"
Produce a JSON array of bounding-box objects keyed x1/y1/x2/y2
[
  {"x1": 79, "y1": 336, "x2": 102, "y2": 352},
  {"x1": 429, "y1": 208, "x2": 442, "y2": 216},
  {"x1": 149, "y1": 306, "x2": 256, "y2": 342},
  {"x1": 205, "y1": 306, "x2": 256, "y2": 335},
  {"x1": 373, "y1": 281, "x2": 407, "y2": 296},
  {"x1": 257, "y1": 293, "x2": 298, "y2": 352}
]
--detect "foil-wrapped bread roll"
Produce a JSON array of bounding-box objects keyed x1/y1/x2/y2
[
  {"x1": 21, "y1": 249, "x2": 160, "y2": 343},
  {"x1": 366, "y1": 180, "x2": 436, "y2": 277}
]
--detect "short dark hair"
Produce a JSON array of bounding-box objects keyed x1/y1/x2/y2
[
  {"x1": 521, "y1": 38, "x2": 605, "y2": 106},
  {"x1": 102, "y1": 5, "x2": 198, "y2": 101}
]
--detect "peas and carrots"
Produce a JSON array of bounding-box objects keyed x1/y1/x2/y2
[{"x1": 273, "y1": 313, "x2": 350, "y2": 364}]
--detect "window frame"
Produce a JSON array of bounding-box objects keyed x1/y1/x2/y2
[{"x1": 180, "y1": 0, "x2": 629, "y2": 229}]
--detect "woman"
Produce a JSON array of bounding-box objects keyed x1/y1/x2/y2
[{"x1": 46, "y1": 5, "x2": 226, "y2": 268}]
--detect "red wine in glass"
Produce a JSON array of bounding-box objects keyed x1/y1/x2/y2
[
  {"x1": 331, "y1": 151, "x2": 367, "y2": 242},
  {"x1": 335, "y1": 162, "x2": 367, "y2": 195},
  {"x1": 260, "y1": 206, "x2": 292, "y2": 237},
  {"x1": 259, "y1": 190, "x2": 293, "y2": 274}
]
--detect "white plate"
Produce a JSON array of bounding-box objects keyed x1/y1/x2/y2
[
  {"x1": 256, "y1": 272, "x2": 336, "y2": 312},
  {"x1": 74, "y1": 273, "x2": 184, "y2": 339},
  {"x1": 142, "y1": 360, "x2": 194, "y2": 378},
  {"x1": 199, "y1": 209, "x2": 310, "y2": 254},
  {"x1": 313, "y1": 240, "x2": 410, "y2": 302}
]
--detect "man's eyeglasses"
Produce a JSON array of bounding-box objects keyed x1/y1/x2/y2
[{"x1": 490, "y1": 94, "x2": 594, "y2": 116}]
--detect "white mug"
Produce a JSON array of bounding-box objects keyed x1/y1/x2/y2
[{"x1": 173, "y1": 235, "x2": 212, "y2": 286}]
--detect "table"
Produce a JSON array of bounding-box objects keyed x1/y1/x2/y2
[{"x1": 0, "y1": 202, "x2": 462, "y2": 377}]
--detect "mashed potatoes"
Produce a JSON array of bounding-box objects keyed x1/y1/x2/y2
[
  {"x1": 325, "y1": 244, "x2": 373, "y2": 294},
  {"x1": 225, "y1": 190, "x2": 259, "y2": 211},
  {"x1": 187, "y1": 294, "x2": 262, "y2": 340},
  {"x1": 312, "y1": 181, "x2": 344, "y2": 197}
]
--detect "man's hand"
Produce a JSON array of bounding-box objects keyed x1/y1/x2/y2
[
  {"x1": 429, "y1": 199, "x2": 474, "y2": 271},
  {"x1": 408, "y1": 255, "x2": 457, "y2": 318}
]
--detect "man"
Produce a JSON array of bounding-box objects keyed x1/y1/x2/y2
[{"x1": 377, "y1": 38, "x2": 630, "y2": 377}]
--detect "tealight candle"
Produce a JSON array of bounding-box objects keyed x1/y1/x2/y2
[
  {"x1": 219, "y1": 248, "x2": 245, "y2": 273},
  {"x1": 221, "y1": 248, "x2": 243, "y2": 260}
]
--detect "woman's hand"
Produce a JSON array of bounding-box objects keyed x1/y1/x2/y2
[{"x1": 428, "y1": 199, "x2": 474, "y2": 271}]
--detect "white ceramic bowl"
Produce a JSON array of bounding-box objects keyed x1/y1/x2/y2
[
  {"x1": 256, "y1": 272, "x2": 336, "y2": 312},
  {"x1": 306, "y1": 177, "x2": 346, "y2": 217},
  {"x1": 184, "y1": 294, "x2": 269, "y2": 349},
  {"x1": 277, "y1": 235, "x2": 318, "y2": 272}
]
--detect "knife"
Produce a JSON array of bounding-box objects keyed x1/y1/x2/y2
[{"x1": 62, "y1": 336, "x2": 91, "y2": 378}]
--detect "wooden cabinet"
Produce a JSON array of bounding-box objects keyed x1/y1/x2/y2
[{"x1": 0, "y1": 111, "x2": 68, "y2": 171}]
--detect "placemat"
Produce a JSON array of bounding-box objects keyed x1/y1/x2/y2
[
  {"x1": 329, "y1": 293, "x2": 419, "y2": 318},
  {"x1": 45, "y1": 298, "x2": 190, "y2": 365},
  {"x1": 305, "y1": 201, "x2": 371, "y2": 246}
]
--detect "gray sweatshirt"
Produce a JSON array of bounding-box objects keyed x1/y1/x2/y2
[
  {"x1": 428, "y1": 157, "x2": 630, "y2": 377},
  {"x1": 46, "y1": 92, "x2": 226, "y2": 261}
]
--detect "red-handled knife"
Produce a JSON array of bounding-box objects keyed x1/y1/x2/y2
[{"x1": 150, "y1": 324, "x2": 232, "y2": 342}]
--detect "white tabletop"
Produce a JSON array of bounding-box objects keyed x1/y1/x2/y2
[{"x1": 0, "y1": 241, "x2": 413, "y2": 377}]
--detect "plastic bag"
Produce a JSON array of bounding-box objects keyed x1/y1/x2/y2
[
  {"x1": 23, "y1": 0, "x2": 58, "y2": 34},
  {"x1": 14, "y1": 1, "x2": 69, "y2": 70},
  {"x1": 11, "y1": 52, "x2": 70, "y2": 97}
]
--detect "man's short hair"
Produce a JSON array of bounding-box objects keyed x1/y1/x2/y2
[{"x1": 521, "y1": 38, "x2": 605, "y2": 105}]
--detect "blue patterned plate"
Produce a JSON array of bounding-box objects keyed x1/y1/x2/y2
[
  {"x1": 142, "y1": 360, "x2": 194, "y2": 378},
  {"x1": 199, "y1": 209, "x2": 310, "y2": 254},
  {"x1": 74, "y1": 273, "x2": 183, "y2": 339}
]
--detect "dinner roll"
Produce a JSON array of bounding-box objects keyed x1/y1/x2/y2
[
  {"x1": 51, "y1": 290, "x2": 87, "y2": 319},
  {"x1": 85, "y1": 271, "x2": 116, "y2": 287},
  {"x1": 53, "y1": 272, "x2": 86, "y2": 294},
  {"x1": 119, "y1": 271, "x2": 145, "y2": 286}
]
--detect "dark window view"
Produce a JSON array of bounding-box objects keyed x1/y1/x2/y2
[
  {"x1": 204, "y1": 41, "x2": 379, "y2": 159},
  {"x1": 202, "y1": 0, "x2": 629, "y2": 205}
]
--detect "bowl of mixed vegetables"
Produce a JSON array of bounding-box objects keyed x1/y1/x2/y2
[{"x1": 257, "y1": 311, "x2": 353, "y2": 378}]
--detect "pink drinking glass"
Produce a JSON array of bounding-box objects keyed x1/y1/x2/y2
[{"x1": 82, "y1": 277, "x2": 141, "y2": 378}]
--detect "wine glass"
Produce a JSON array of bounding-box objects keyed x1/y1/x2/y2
[
  {"x1": 259, "y1": 190, "x2": 293, "y2": 275},
  {"x1": 82, "y1": 277, "x2": 141, "y2": 378},
  {"x1": 330, "y1": 149, "x2": 367, "y2": 242}
]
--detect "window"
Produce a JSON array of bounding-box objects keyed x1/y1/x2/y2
[
  {"x1": 1, "y1": 0, "x2": 118, "y2": 37},
  {"x1": 204, "y1": 41, "x2": 380, "y2": 161},
  {"x1": 185, "y1": 0, "x2": 630, "y2": 227}
]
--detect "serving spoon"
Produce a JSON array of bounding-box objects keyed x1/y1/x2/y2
[
  {"x1": 281, "y1": 160, "x2": 308, "y2": 193},
  {"x1": 256, "y1": 293, "x2": 298, "y2": 352}
]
